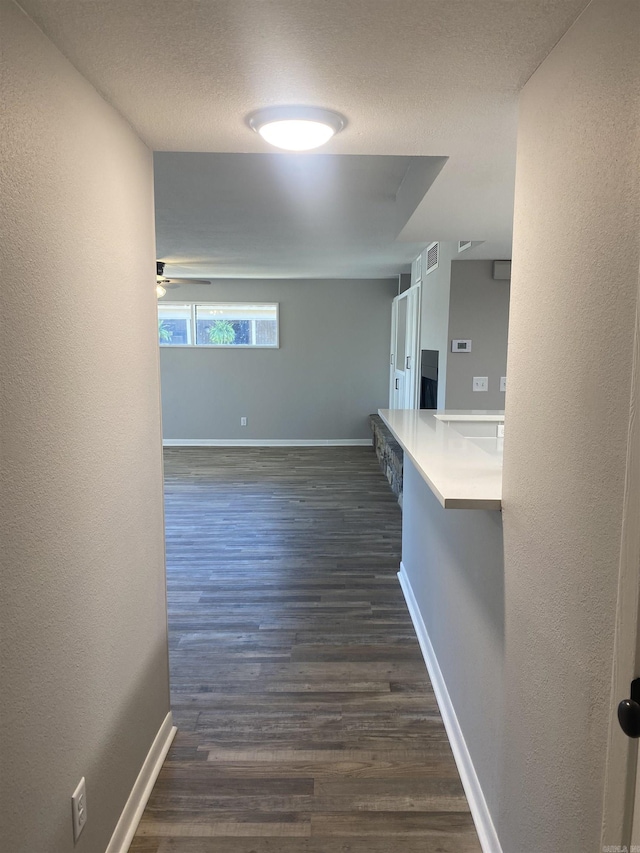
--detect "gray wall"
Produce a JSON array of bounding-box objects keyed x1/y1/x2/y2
[
  {"x1": 0, "y1": 3, "x2": 170, "y2": 852},
  {"x1": 159, "y1": 278, "x2": 397, "y2": 441},
  {"x1": 401, "y1": 458, "x2": 505, "y2": 825},
  {"x1": 418, "y1": 241, "x2": 456, "y2": 409},
  {"x1": 445, "y1": 260, "x2": 509, "y2": 409},
  {"x1": 501, "y1": 1, "x2": 640, "y2": 850}
]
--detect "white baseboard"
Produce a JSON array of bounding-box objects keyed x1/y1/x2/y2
[
  {"x1": 105, "y1": 711, "x2": 177, "y2": 853},
  {"x1": 398, "y1": 564, "x2": 503, "y2": 853},
  {"x1": 162, "y1": 438, "x2": 372, "y2": 447}
]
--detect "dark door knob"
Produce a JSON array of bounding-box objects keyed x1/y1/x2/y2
[{"x1": 618, "y1": 678, "x2": 640, "y2": 738}]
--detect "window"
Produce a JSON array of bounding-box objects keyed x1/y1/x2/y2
[
  {"x1": 158, "y1": 303, "x2": 192, "y2": 346},
  {"x1": 195, "y1": 304, "x2": 278, "y2": 347},
  {"x1": 158, "y1": 303, "x2": 279, "y2": 348}
]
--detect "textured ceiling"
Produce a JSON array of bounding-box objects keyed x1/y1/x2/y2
[{"x1": 19, "y1": 0, "x2": 590, "y2": 274}]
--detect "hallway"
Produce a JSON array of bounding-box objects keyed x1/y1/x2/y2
[{"x1": 129, "y1": 447, "x2": 480, "y2": 852}]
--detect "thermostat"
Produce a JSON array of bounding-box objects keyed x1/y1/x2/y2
[{"x1": 451, "y1": 339, "x2": 472, "y2": 353}]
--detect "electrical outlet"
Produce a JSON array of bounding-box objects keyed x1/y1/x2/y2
[
  {"x1": 500, "y1": 376, "x2": 507, "y2": 393},
  {"x1": 240, "y1": 417, "x2": 247, "y2": 427},
  {"x1": 497, "y1": 423, "x2": 505, "y2": 438},
  {"x1": 472, "y1": 376, "x2": 488, "y2": 392},
  {"x1": 71, "y1": 777, "x2": 87, "y2": 842}
]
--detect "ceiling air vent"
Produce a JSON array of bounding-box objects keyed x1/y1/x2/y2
[
  {"x1": 458, "y1": 240, "x2": 472, "y2": 253},
  {"x1": 425, "y1": 242, "x2": 439, "y2": 275}
]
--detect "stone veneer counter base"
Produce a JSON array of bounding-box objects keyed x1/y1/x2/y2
[{"x1": 370, "y1": 414, "x2": 403, "y2": 504}]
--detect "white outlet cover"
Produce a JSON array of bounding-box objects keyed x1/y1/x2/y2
[
  {"x1": 500, "y1": 376, "x2": 507, "y2": 392},
  {"x1": 473, "y1": 376, "x2": 488, "y2": 392},
  {"x1": 72, "y1": 777, "x2": 87, "y2": 841},
  {"x1": 240, "y1": 417, "x2": 247, "y2": 426}
]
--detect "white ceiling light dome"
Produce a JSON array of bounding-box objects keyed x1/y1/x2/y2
[{"x1": 248, "y1": 106, "x2": 346, "y2": 152}]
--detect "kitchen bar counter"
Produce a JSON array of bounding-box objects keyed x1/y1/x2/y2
[{"x1": 378, "y1": 409, "x2": 503, "y2": 510}]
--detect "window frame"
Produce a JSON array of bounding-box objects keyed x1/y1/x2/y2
[
  {"x1": 158, "y1": 301, "x2": 280, "y2": 349},
  {"x1": 157, "y1": 302, "x2": 194, "y2": 347}
]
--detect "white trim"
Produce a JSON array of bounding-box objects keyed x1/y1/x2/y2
[
  {"x1": 414, "y1": 253, "x2": 422, "y2": 285},
  {"x1": 397, "y1": 564, "x2": 503, "y2": 853},
  {"x1": 389, "y1": 283, "x2": 421, "y2": 410},
  {"x1": 162, "y1": 438, "x2": 372, "y2": 447},
  {"x1": 601, "y1": 263, "x2": 640, "y2": 848},
  {"x1": 105, "y1": 712, "x2": 177, "y2": 853},
  {"x1": 159, "y1": 344, "x2": 279, "y2": 349}
]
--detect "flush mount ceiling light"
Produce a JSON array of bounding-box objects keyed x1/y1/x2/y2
[{"x1": 248, "y1": 106, "x2": 346, "y2": 151}]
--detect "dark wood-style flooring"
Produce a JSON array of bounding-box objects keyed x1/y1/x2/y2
[{"x1": 130, "y1": 447, "x2": 481, "y2": 852}]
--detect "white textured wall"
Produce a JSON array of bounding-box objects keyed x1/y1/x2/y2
[
  {"x1": 445, "y1": 260, "x2": 509, "y2": 410},
  {"x1": 159, "y1": 278, "x2": 397, "y2": 441},
  {"x1": 501, "y1": 1, "x2": 640, "y2": 850},
  {"x1": 0, "y1": 3, "x2": 170, "y2": 852}
]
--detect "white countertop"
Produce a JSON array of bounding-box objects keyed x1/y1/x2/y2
[{"x1": 378, "y1": 409, "x2": 504, "y2": 511}]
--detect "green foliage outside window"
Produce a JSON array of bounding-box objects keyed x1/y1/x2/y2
[
  {"x1": 208, "y1": 319, "x2": 236, "y2": 345},
  {"x1": 158, "y1": 320, "x2": 173, "y2": 343}
]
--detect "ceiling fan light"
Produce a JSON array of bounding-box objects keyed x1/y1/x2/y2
[
  {"x1": 156, "y1": 283, "x2": 166, "y2": 298},
  {"x1": 248, "y1": 106, "x2": 346, "y2": 152}
]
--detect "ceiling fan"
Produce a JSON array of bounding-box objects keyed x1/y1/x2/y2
[{"x1": 156, "y1": 261, "x2": 211, "y2": 297}]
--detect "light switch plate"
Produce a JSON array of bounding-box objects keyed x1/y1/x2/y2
[
  {"x1": 500, "y1": 376, "x2": 507, "y2": 392},
  {"x1": 473, "y1": 376, "x2": 488, "y2": 392}
]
